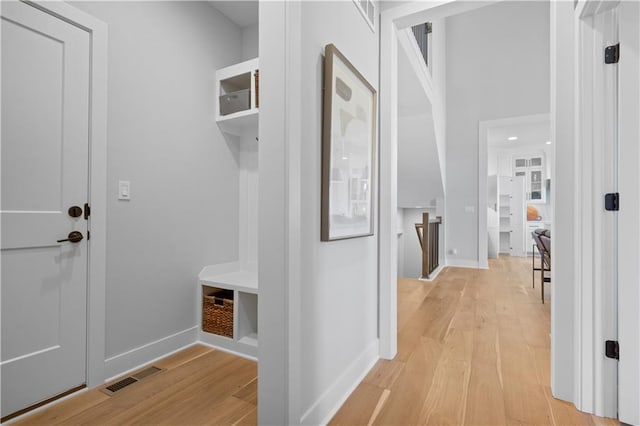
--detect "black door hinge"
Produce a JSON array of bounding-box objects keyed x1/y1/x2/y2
[
  {"x1": 605, "y1": 43, "x2": 620, "y2": 64},
  {"x1": 605, "y1": 193, "x2": 619, "y2": 211},
  {"x1": 605, "y1": 340, "x2": 619, "y2": 360},
  {"x1": 84, "y1": 203, "x2": 91, "y2": 220},
  {"x1": 87, "y1": 230, "x2": 91, "y2": 240}
]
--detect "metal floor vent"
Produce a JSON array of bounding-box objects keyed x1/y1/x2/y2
[
  {"x1": 101, "y1": 366, "x2": 163, "y2": 396},
  {"x1": 104, "y1": 377, "x2": 137, "y2": 394}
]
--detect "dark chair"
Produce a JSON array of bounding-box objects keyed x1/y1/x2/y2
[{"x1": 531, "y1": 229, "x2": 551, "y2": 303}]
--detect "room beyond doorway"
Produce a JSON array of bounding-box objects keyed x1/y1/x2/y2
[{"x1": 479, "y1": 114, "x2": 553, "y2": 280}]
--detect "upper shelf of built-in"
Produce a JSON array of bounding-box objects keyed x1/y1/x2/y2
[{"x1": 216, "y1": 57, "x2": 259, "y2": 137}]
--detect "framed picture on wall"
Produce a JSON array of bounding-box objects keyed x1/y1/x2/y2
[{"x1": 321, "y1": 44, "x2": 377, "y2": 241}]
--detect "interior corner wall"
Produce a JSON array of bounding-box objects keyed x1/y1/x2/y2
[
  {"x1": 242, "y1": 23, "x2": 259, "y2": 61},
  {"x1": 71, "y1": 1, "x2": 242, "y2": 373},
  {"x1": 298, "y1": 2, "x2": 379, "y2": 424},
  {"x1": 444, "y1": 1, "x2": 550, "y2": 265}
]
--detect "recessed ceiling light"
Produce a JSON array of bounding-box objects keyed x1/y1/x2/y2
[
  {"x1": 546, "y1": 141, "x2": 552, "y2": 145},
  {"x1": 341, "y1": 156, "x2": 349, "y2": 160},
  {"x1": 508, "y1": 136, "x2": 518, "y2": 141}
]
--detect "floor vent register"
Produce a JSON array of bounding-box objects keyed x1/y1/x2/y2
[{"x1": 101, "y1": 366, "x2": 163, "y2": 396}]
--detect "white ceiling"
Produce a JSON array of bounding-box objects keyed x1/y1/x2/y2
[
  {"x1": 209, "y1": 1, "x2": 258, "y2": 28},
  {"x1": 379, "y1": 1, "x2": 413, "y2": 12},
  {"x1": 488, "y1": 120, "x2": 551, "y2": 149}
]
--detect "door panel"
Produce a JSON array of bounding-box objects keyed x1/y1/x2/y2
[{"x1": 1, "y1": 1, "x2": 90, "y2": 417}]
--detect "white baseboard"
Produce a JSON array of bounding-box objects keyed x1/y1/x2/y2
[
  {"x1": 300, "y1": 339, "x2": 379, "y2": 426},
  {"x1": 418, "y1": 264, "x2": 445, "y2": 281},
  {"x1": 103, "y1": 326, "x2": 198, "y2": 381},
  {"x1": 197, "y1": 339, "x2": 257, "y2": 362},
  {"x1": 445, "y1": 258, "x2": 489, "y2": 269}
]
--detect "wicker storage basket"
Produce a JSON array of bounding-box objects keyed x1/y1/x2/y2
[{"x1": 202, "y1": 288, "x2": 234, "y2": 338}]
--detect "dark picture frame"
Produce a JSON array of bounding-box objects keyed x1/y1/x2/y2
[{"x1": 321, "y1": 44, "x2": 377, "y2": 241}]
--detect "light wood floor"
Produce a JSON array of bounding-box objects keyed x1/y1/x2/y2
[
  {"x1": 14, "y1": 345, "x2": 257, "y2": 425},
  {"x1": 331, "y1": 255, "x2": 619, "y2": 426}
]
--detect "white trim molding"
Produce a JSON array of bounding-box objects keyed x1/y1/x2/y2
[
  {"x1": 300, "y1": 340, "x2": 379, "y2": 426},
  {"x1": 445, "y1": 259, "x2": 488, "y2": 270},
  {"x1": 572, "y1": 1, "x2": 619, "y2": 418},
  {"x1": 103, "y1": 327, "x2": 198, "y2": 381}
]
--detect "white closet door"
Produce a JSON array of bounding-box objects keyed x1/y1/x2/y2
[{"x1": 1, "y1": 1, "x2": 90, "y2": 418}]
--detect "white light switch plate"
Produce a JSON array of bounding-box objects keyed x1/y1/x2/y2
[
  {"x1": 118, "y1": 180, "x2": 131, "y2": 200},
  {"x1": 465, "y1": 205, "x2": 475, "y2": 213}
]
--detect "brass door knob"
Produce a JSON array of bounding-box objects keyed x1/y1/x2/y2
[{"x1": 57, "y1": 231, "x2": 84, "y2": 243}]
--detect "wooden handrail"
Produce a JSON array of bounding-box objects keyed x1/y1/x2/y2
[{"x1": 414, "y1": 213, "x2": 442, "y2": 279}]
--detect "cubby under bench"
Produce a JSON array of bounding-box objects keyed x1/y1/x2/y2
[{"x1": 198, "y1": 262, "x2": 258, "y2": 359}]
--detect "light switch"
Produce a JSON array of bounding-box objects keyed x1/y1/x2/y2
[
  {"x1": 118, "y1": 180, "x2": 131, "y2": 200},
  {"x1": 465, "y1": 205, "x2": 475, "y2": 213}
]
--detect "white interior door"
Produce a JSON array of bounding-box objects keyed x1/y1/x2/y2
[
  {"x1": 618, "y1": 1, "x2": 640, "y2": 424},
  {"x1": 1, "y1": 1, "x2": 91, "y2": 418}
]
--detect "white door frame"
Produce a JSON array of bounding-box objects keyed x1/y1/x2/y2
[
  {"x1": 477, "y1": 113, "x2": 550, "y2": 268},
  {"x1": 379, "y1": 0, "x2": 498, "y2": 359},
  {"x1": 23, "y1": 0, "x2": 108, "y2": 389},
  {"x1": 573, "y1": 0, "x2": 619, "y2": 418},
  {"x1": 617, "y1": 1, "x2": 640, "y2": 423}
]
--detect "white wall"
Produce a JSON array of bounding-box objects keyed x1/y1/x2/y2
[
  {"x1": 242, "y1": 23, "x2": 258, "y2": 61},
  {"x1": 396, "y1": 208, "x2": 404, "y2": 277},
  {"x1": 72, "y1": 1, "x2": 242, "y2": 368},
  {"x1": 550, "y1": 0, "x2": 575, "y2": 404},
  {"x1": 445, "y1": 1, "x2": 550, "y2": 265},
  {"x1": 238, "y1": 136, "x2": 258, "y2": 265},
  {"x1": 397, "y1": 113, "x2": 444, "y2": 207},
  {"x1": 297, "y1": 1, "x2": 379, "y2": 423}
]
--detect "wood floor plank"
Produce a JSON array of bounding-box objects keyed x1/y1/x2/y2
[
  {"x1": 362, "y1": 359, "x2": 405, "y2": 389},
  {"x1": 373, "y1": 337, "x2": 443, "y2": 425},
  {"x1": 464, "y1": 360, "x2": 507, "y2": 425},
  {"x1": 417, "y1": 357, "x2": 471, "y2": 425},
  {"x1": 503, "y1": 380, "x2": 554, "y2": 425},
  {"x1": 234, "y1": 407, "x2": 257, "y2": 426},
  {"x1": 330, "y1": 383, "x2": 387, "y2": 426},
  {"x1": 542, "y1": 386, "x2": 595, "y2": 426},
  {"x1": 472, "y1": 322, "x2": 499, "y2": 366},
  {"x1": 233, "y1": 377, "x2": 258, "y2": 406}
]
